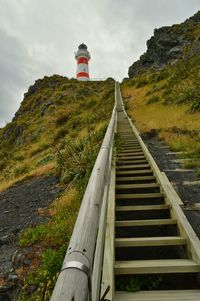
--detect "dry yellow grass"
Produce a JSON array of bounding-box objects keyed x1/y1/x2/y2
[
  {"x1": 123, "y1": 87, "x2": 200, "y2": 133},
  {"x1": 0, "y1": 162, "x2": 56, "y2": 192},
  {"x1": 122, "y1": 85, "x2": 200, "y2": 168},
  {"x1": 50, "y1": 186, "x2": 77, "y2": 216}
]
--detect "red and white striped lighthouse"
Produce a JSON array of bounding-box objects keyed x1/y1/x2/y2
[{"x1": 75, "y1": 43, "x2": 90, "y2": 81}]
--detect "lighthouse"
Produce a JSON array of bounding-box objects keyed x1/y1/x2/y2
[{"x1": 75, "y1": 43, "x2": 90, "y2": 81}]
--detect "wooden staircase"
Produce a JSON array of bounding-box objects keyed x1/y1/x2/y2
[{"x1": 101, "y1": 83, "x2": 200, "y2": 301}]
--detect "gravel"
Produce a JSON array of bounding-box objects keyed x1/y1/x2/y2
[{"x1": 0, "y1": 176, "x2": 62, "y2": 300}]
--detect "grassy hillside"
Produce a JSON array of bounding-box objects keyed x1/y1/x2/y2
[
  {"x1": 0, "y1": 75, "x2": 114, "y2": 191},
  {"x1": 0, "y1": 75, "x2": 114, "y2": 300},
  {"x1": 122, "y1": 54, "x2": 200, "y2": 173}
]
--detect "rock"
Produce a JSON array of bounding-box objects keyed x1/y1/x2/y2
[
  {"x1": 23, "y1": 258, "x2": 32, "y2": 266},
  {"x1": 7, "y1": 274, "x2": 18, "y2": 281},
  {"x1": 0, "y1": 234, "x2": 14, "y2": 245},
  {"x1": 12, "y1": 251, "x2": 25, "y2": 268},
  {"x1": 128, "y1": 10, "x2": 200, "y2": 78}
]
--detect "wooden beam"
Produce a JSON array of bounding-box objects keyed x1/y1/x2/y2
[
  {"x1": 115, "y1": 259, "x2": 200, "y2": 275},
  {"x1": 100, "y1": 160, "x2": 116, "y2": 301},
  {"x1": 114, "y1": 290, "x2": 200, "y2": 301},
  {"x1": 116, "y1": 193, "x2": 164, "y2": 199},
  {"x1": 115, "y1": 218, "x2": 177, "y2": 227},
  {"x1": 115, "y1": 236, "x2": 186, "y2": 247},
  {"x1": 115, "y1": 204, "x2": 169, "y2": 212}
]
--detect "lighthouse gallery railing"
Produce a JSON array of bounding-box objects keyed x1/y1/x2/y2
[{"x1": 50, "y1": 83, "x2": 117, "y2": 301}]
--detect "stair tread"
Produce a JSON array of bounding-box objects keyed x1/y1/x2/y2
[
  {"x1": 116, "y1": 176, "x2": 156, "y2": 181},
  {"x1": 118, "y1": 152, "x2": 144, "y2": 156},
  {"x1": 114, "y1": 290, "x2": 200, "y2": 301},
  {"x1": 116, "y1": 193, "x2": 164, "y2": 199},
  {"x1": 117, "y1": 156, "x2": 146, "y2": 160},
  {"x1": 115, "y1": 236, "x2": 186, "y2": 247},
  {"x1": 117, "y1": 164, "x2": 150, "y2": 169},
  {"x1": 116, "y1": 204, "x2": 169, "y2": 212},
  {"x1": 114, "y1": 259, "x2": 200, "y2": 275},
  {"x1": 117, "y1": 160, "x2": 147, "y2": 164},
  {"x1": 116, "y1": 170, "x2": 153, "y2": 175},
  {"x1": 115, "y1": 219, "x2": 177, "y2": 227},
  {"x1": 116, "y1": 183, "x2": 159, "y2": 189}
]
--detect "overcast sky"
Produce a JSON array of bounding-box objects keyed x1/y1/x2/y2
[{"x1": 0, "y1": 0, "x2": 200, "y2": 127}]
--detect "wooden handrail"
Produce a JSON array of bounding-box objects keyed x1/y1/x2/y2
[{"x1": 50, "y1": 83, "x2": 117, "y2": 301}]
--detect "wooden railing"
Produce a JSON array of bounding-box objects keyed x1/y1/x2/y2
[{"x1": 50, "y1": 83, "x2": 117, "y2": 301}]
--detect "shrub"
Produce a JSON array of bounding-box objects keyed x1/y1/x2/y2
[
  {"x1": 147, "y1": 95, "x2": 160, "y2": 104},
  {"x1": 57, "y1": 126, "x2": 107, "y2": 184}
]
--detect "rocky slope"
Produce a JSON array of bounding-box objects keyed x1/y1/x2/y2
[{"x1": 128, "y1": 10, "x2": 200, "y2": 77}]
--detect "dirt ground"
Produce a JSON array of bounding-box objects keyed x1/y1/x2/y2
[
  {"x1": 143, "y1": 133, "x2": 200, "y2": 239},
  {"x1": 0, "y1": 176, "x2": 62, "y2": 301}
]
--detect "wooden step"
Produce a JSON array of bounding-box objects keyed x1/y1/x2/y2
[
  {"x1": 116, "y1": 193, "x2": 164, "y2": 199},
  {"x1": 116, "y1": 176, "x2": 156, "y2": 182},
  {"x1": 119, "y1": 149, "x2": 142, "y2": 153},
  {"x1": 118, "y1": 152, "x2": 144, "y2": 157},
  {"x1": 115, "y1": 218, "x2": 177, "y2": 227},
  {"x1": 120, "y1": 147, "x2": 141, "y2": 150},
  {"x1": 117, "y1": 164, "x2": 150, "y2": 170},
  {"x1": 115, "y1": 236, "x2": 186, "y2": 247},
  {"x1": 118, "y1": 150, "x2": 143, "y2": 154},
  {"x1": 116, "y1": 204, "x2": 169, "y2": 212},
  {"x1": 114, "y1": 290, "x2": 200, "y2": 301},
  {"x1": 116, "y1": 170, "x2": 153, "y2": 176},
  {"x1": 117, "y1": 160, "x2": 148, "y2": 164},
  {"x1": 116, "y1": 183, "x2": 159, "y2": 189},
  {"x1": 114, "y1": 259, "x2": 200, "y2": 275},
  {"x1": 117, "y1": 156, "x2": 146, "y2": 160},
  {"x1": 121, "y1": 145, "x2": 140, "y2": 148}
]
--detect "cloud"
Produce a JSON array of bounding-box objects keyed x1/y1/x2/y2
[{"x1": 0, "y1": 0, "x2": 200, "y2": 126}]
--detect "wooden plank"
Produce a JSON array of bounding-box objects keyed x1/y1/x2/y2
[
  {"x1": 92, "y1": 183, "x2": 109, "y2": 301},
  {"x1": 116, "y1": 183, "x2": 159, "y2": 189},
  {"x1": 119, "y1": 147, "x2": 142, "y2": 151},
  {"x1": 116, "y1": 193, "x2": 164, "y2": 199},
  {"x1": 115, "y1": 204, "x2": 169, "y2": 212},
  {"x1": 116, "y1": 176, "x2": 156, "y2": 182},
  {"x1": 101, "y1": 161, "x2": 116, "y2": 301},
  {"x1": 115, "y1": 218, "x2": 177, "y2": 227},
  {"x1": 118, "y1": 151, "x2": 144, "y2": 155},
  {"x1": 116, "y1": 170, "x2": 153, "y2": 175},
  {"x1": 117, "y1": 156, "x2": 146, "y2": 160},
  {"x1": 118, "y1": 149, "x2": 142, "y2": 153},
  {"x1": 117, "y1": 159, "x2": 147, "y2": 164},
  {"x1": 161, "y1": 172, "x2": 184, "y2": 207},
  {"x1": 116, "y1": 164, "x2": 150, "y2": 170},
  {"x1": 115, "y1": 236, "x2": 186, "y2": 247},
  {"x1": 114, "y1": 259, "x2": 200, "y2": 275},
  {"x1": 114, "y1": 290, "x2": 200, "y2": 301}
]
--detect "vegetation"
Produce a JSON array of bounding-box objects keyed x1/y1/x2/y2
[
  {"x1": 122, "y1": 54, "x2": 200, "y2": 174},
  {"x1": 0, "y1": 76, "x2": 114, "y2": 300},
  {"x1": 0, "y1": 76, "x2": 114, "y2": 191},
  {"x1": 116, "y1": 275, "x2": 163, "y2": 292}
]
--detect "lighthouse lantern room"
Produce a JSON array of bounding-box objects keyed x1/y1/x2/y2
[{"x1": 75, "y1": 43, "x2": 90, "y2": 81}]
